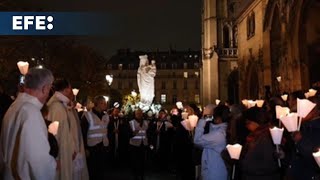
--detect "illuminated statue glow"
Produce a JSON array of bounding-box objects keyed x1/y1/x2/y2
[{"x1": 137, "y1": 55, "x2": 156, "y2": 110}]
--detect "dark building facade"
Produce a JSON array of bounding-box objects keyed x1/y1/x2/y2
[{"x1": 106, "y1": 49, "x2": 201, "y2": 109}]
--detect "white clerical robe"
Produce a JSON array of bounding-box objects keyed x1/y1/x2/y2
[
  {"x1": 69, "y1": 108, "x2": 89, "y2": 180},
  {"x1": 47, "y1": 93, "x2": 74, "y2": 180},
  {"x1": 0, "y1": 93, "x2": 56, "y2": 180}
]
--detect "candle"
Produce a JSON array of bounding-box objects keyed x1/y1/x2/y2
[
  {"x1": 188, "y1": 115, "x2": 199, "y2": 129},
  {"x1": 226, "y1": 144, "x2": 242, "y2": 160},
  {"x1": 17, "y1": 61, "x2": 29, "y2": 75},
  {"x1": 276, "y1": 105, "x2": 290, "y2": 119},
  {"x1": 247, "y1": 100, "x2": 256, "y2": 108},
  {"x1": 48, "y1": 121, "x2": 59, "y2": 136},
  {"x1": 308, "y1": 89, "x2": 317, "y2": 97},
  {"x1": 297, "y1": 98, "x2": 316, "y2": 118},
  {"x1": 281, "y1": 94, "x2": 288, "y2": 101},
  {"x1": 269, "y1": 127, "x2": 284, "y2": 145},
  {"x1": 256, "y1": 100, "x2": 264, "y2": 108},
  {"x1": 312, "y1": 149, "x2": 320, "y2": 168},
  {"x1": 215, "y1": 99, "x2": 221, "y2": 105},
  {"x1": 279, "y1": 113, "x2": 298, "y2": 132},
  {"x1": 72, "y1": 88, "x2": 79, "y2": 96}
]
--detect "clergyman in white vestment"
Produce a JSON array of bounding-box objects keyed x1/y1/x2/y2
[{"x1": 0, "y1": 67, "x2": 56, "y2": 180}]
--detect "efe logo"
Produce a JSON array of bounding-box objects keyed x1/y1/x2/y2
[{"x1": 12, "y1": 16, "x2": 53, "y2": 30}]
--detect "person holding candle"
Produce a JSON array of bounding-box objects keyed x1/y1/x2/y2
[
  {"x1": 194, "y1": 104, "x2": 230, "y2": 180},
  {"x1": 240, "y1": 107, "x2": 281, "y2": 180},
  {"x1": 288, "y1": 96, "x2": 320, "y2": 180}
]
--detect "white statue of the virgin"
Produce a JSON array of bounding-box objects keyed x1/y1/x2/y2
[{"x1": 137, "y1": 55, "x2": 156, "y2": 109}]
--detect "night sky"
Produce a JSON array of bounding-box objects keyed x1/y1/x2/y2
[{"x1": 25, "y1": 0, "x2": 202, "y2": 57}]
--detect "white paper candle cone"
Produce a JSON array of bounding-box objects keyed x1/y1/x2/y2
[
  {"x1": 188, "y1": 115, "x2": 199, "y2": 129},
  {"x1": 276, "y1": 105, "x2": 290, "y2": 119},
  {"x1": 215, "y1": 99, "x2": 221, "y2": 105},
  {"x1": 181, "y1": 112, "x2": 188, "y2": 120},
  {"x1": 226, "y1": 144, "x2": 242, "y2": 160},
  {"x1": 276, "y1": 76, "x2": 282, "y2": 82},
  {"x1": 279, "y1": 113, "x2": 298, "y2": 132},
  {"x1": 242, "y1": 99, "x2": 248, "y2": 108},
  {"x1": 269, "y1": 127, "x2": 284, "y2": 145},
  {"x1": 181, "y1": 120, "x2": 191, "y2": 131},
  {"x1": 17, "y1": 61, "x2": 29, "y2": 75},
  {"x1": 48, "y1": 121, "x2": 59, "y2": 136},
  {"x1": 281, "y1": 94, "x2": 288, "y2": 101},
  {"x1": 72, "y1": 88, "x2": 79, "y2": 96},
  {"x1": 256, "y1": 100, "x2": 264, "y2": 108},
  {"x1": 309, "y1": 89, "x2": 317, "y2": 97},
  {"x1": 176, "y1": 102, "x2": 183, "y2": 110},
  {"x1": 247, "y1": 100, "x2": 256, "y2": 108},
  {"x1": 305, "y1": 92, "x2": 310, "y2": 99},
  {"x1": 297, "y1": 98, "x2": 316, "y2": 118},
  {"x1": 312, "y1": 150, "x2": 320, "y2": 167}
]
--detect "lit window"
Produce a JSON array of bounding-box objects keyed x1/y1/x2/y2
[
  {"x1": 118, "y1": 64, "x2": 123, "y2": 70},
  {"x1": 161, "y1": 94, "x2": 166, "y2": 104},
  {"x1": 195, "y1": 72, "x2": 199, "y2": 77},
  {"x1": 184, "y1": 72, "x2": 188, "y2": 78},
  {"x1": 195, "y1": 94, "x2": 200, "y2": 103}
]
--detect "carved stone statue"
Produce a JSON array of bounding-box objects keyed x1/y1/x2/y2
[{"x1": 137, "y1": 55, "x2": 156, "y2": 109}]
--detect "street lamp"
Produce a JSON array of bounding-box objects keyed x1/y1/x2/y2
[
  {"x1": 31, "y1": 57, "x2": 45, "y2": 68},
  {"x1": 131, "y1": 90, "x2": 137, "y2": 97},
  {"x1": 105, "y1": 74, "x2": 113, "y2": 86},
  {"x1": 103, "y1": 96, "x2": 109, "y2": 102}
]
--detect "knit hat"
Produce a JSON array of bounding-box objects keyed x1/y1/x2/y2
[{"x1": 243, "y1": 107, "x2": 269, "y2": 125}]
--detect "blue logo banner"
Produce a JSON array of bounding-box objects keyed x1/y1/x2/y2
[{"x1": 0, "y1": 12, "x2": 113, "y2": 35}]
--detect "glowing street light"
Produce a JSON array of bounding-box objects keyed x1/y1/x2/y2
[
  {"x1": 105, "y1": 74, "x2": 113, "y2": 86},
  {"x1": 103, "y1": 96, "x2": 109, "y2": 102},
  {"x1": 131, "y1": 90, "x2": 137, "y2": 97}
]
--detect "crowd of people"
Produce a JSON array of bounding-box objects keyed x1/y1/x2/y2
[{"x1": 0, "y1": 66, "x2": 320, "y2": 180}]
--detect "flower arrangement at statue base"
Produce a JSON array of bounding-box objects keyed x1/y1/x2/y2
[{"x1": 121, "y1": 93, "x2": 161, "y2": 115}]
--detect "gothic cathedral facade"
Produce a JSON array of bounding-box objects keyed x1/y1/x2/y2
[{"x1": 201, "y1": 0, "x2": 320, "y2": 105}]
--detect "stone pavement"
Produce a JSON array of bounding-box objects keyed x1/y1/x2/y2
[{"x1": 104, "y1": 166, "x2": 177, "y2": 180}]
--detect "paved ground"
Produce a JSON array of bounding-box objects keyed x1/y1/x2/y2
[{"x1": 104, "y1": 166, "x2": 177, "y2": 180}]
